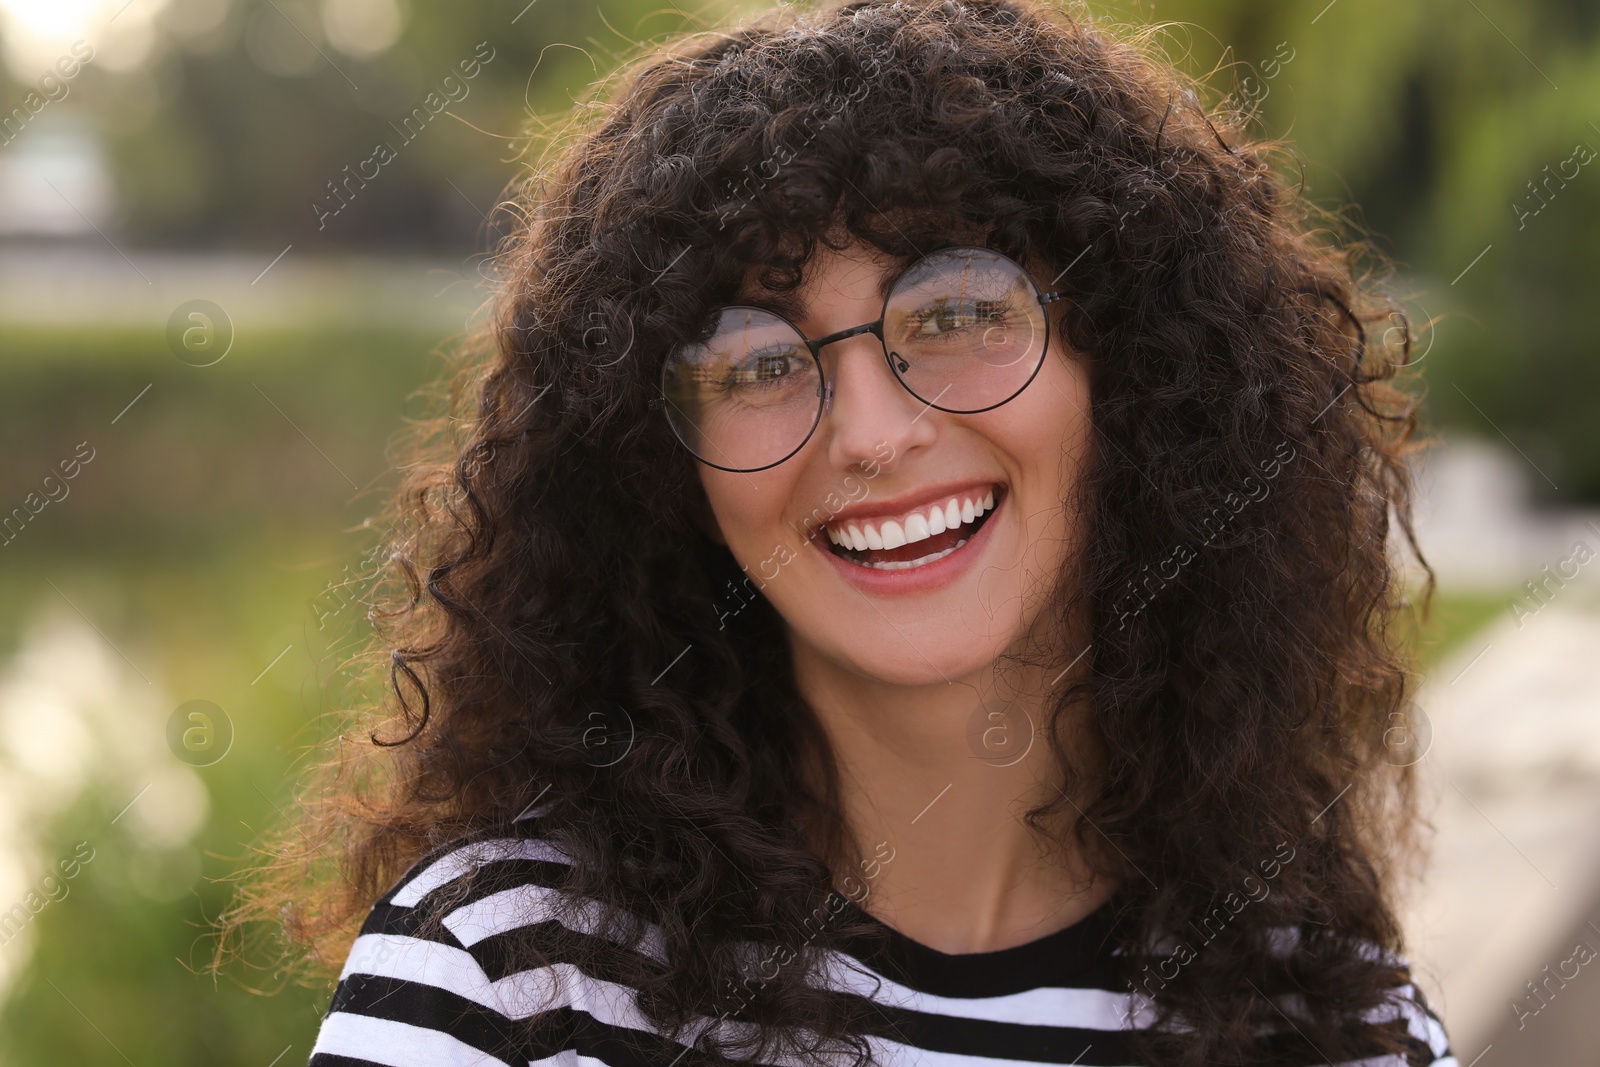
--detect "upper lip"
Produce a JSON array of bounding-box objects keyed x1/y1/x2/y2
[{"x1": 815, "y1": 480, "x2": 1002, "y2": 529}]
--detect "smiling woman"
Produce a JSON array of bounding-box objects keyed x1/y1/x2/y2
[{"x1": 215, "y1": 2, "x2": 1452, "y2": 1066}]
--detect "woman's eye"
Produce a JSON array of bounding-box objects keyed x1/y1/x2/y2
[
  {"x1": 908, "y1": 299, "x2": 1007, "y2": 337},
  {"x1": 727, "y1": 349, "x2": 800, "y2": 384}
]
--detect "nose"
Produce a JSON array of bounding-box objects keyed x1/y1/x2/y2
[{"x1": 821, "y1": 332, "x2": 936, "y2": 472}]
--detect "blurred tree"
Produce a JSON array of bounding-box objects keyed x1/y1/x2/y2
[
  {"x1": 60, "y1": 0, "x2": 725, "y2": 249},
  {"x1": 1107, "y1": 0, "x2": 1600, "y2": 502}
]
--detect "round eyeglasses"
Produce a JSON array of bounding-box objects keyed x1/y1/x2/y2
[{"x1": 656, "y1": 245, "x2": 1069, "y2": 473}]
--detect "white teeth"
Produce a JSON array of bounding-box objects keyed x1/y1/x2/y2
[
  {"x1": 903, "y1": 512, "x2": 930, "y2": 543},
  {"x1": 853, "y1": 538, "x2": 969, "y2": 570},
  {"x1": 821, "y1": 486, "x2": 1000, "y2": 555}
]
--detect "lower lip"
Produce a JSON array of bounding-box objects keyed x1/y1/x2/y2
[{"x1": 812, "y1": 492, "x2": 1004, "y2": 597}]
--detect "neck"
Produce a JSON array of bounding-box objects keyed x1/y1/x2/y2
[{"x1": 787, "y1": 634, "x2": 1113, "y2": 955}]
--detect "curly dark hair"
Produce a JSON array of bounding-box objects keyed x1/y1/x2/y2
[{"x1": 214, "y1": 1, "x2": 1438, "y2": 1065}]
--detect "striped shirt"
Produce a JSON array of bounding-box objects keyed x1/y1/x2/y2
[{"x1": 307, "y1": 819, "x2": 1456, "y2": 1067}]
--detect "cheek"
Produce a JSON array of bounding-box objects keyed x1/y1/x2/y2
[
  {"x1": 1043, "y1": 354, "x2": 1093, "y2": 468},
  {"x1": 976, "y1": 348, "x2": 1092, "y2": 571},
  {"x1": 985, "y1": 347, "x2": 1092, "y2": 480},
  {"x1": 698, "y1": 469, "x2": 797, "y2": 561},
  {"x1": 1037, "y1": 343, "x2": 1093, "y2": 426}
]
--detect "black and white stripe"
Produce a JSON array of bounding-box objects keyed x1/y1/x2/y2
[{"x1": 307, "y1": 819, "x2": 1456, "y2": 1067}]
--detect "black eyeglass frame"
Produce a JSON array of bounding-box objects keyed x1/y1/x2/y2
[{"x1": 656, "y1": 245, "x2": 1071, "y2": 473}]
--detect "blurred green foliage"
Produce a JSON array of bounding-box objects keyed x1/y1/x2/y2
[
  {"x1": 0, "y1": 323, "x2": 441, "y2": 1063},
  {"x1": 0, "y1": 549, "x2": 365, "y2": 1065},
  {"x1": 1110, "y1": 0, "x2": 1600, "y2": 503},
  {"x1": 8, "y1": 0, "x2": 722, "y2": 249},
  {"x1": 0, "y1": 323, "x2": 443, "y2": 553}
]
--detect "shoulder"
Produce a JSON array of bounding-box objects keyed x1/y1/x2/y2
[
  {"x1": 1356, "y1": 965, "x2": 1455, "y2": 1067},
  {"x1": 1271, "y1": 930, "x2": 1457, "y2": 1067},
  {"x1": 1129, "y1": 927, "x2": 1457, "y2": 1066},
  {"x1": 306, "y1": 816, "x2": 601, "y2": 1067}
]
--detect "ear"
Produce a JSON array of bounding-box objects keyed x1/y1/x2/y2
[{"x1": 686, "y1": 474, "x2": 727, "y2": 545}]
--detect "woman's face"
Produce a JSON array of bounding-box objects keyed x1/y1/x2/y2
[{"x1": 697, "y1": 238, "x2": 1094, "y2": 687}]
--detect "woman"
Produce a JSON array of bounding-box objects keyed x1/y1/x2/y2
[{"x1": 224, "y1": 0, "x2": 1453, "y2": 1064}]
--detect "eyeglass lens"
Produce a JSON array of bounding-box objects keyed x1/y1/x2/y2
[{"x1": 660, "y1": 248, "x2": 1048, "y2": 472}]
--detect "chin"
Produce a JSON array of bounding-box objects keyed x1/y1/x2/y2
[{"x1": 800, "y1": 611, "x2": 1027, "y2": 689}]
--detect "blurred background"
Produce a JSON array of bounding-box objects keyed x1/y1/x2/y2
[{"x1": 0, "y1": 0, "x2": 1596, "y2": 1062}]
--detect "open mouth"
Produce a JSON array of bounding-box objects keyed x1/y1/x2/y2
[{"x1": 823, "y1": 485, "x2": 1003, "y2": 571}]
